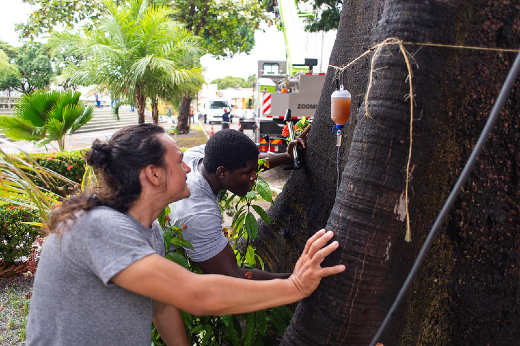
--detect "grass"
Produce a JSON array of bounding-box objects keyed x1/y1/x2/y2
[
  {"x1": 0, "y1": 282, "x2": 31, "y2": 345},
  {"x1": 167, "y1": 123, "x2": 208, "y2": 149}
]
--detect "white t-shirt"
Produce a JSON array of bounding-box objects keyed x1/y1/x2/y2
[{"x1": 168, "y1": 145, "x2": 228, "y2": 262}]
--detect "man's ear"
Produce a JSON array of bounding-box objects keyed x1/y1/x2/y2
[
  {"x1": 216, "y1": 166, "x2": 227, "y2": 179},
  {"x1": 144, "y1": 165, "x2": 162, "y2": 186}
]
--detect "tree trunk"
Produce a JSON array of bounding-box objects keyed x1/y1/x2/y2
[
  {"x1": 254, "y1": 0, "x2": 520, "y2": 345},
  {"x1": 135, "y1": 84, "x2": 146, "y2": 124},
  {"x1": 178, "y1": 95, "x2": 191, "y2": 134},
  {"x1": 152, "y1": 100, "x2": 159, "y2": 125}
]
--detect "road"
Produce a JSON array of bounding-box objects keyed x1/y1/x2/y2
[{"x1": 197, "y1": 117, "x2": 256, "y2": 142}]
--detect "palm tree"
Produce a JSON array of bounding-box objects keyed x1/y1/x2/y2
[
  {"x1": 0, "y1": 90, "x2": 93, "y2": 151},
  {"x1": 49, "y1": 0, "x2": 204, "y2": 125}
]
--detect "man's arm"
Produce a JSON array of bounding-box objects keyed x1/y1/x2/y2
[
  {"x1": 196, "y1": 243, "x2": 290, "y2": 280},
  {"x1": 259, "y1": 124, "x2": 310, "y2": 168},
  {"x1": 153, "y1": 302, "x2": 190, "y2": 346}
]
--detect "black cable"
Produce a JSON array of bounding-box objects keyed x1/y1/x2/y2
[{"x1": 369, "y1": 51, "x2": 520, "y2": 346}]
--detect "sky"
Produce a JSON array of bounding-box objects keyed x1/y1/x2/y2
[{"x1": 0, "y1": 0, "x2": 287, "y2": 83}]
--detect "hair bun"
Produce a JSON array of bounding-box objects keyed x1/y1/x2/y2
[{"x1": 86, "y1": 139, "x2": 111, "y2": 168}]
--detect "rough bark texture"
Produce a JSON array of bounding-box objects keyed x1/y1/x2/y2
[
  {"x1": 152, "y1": 102, "x2": 159, "y2": 125},
  {"x1": 253, "y1": 0, "x2": 382, "y2": 275},
  {"x1": 178, "y1": 95, "x2": 192, "y2": 134},
  {"x1": 135, "y1": 84, "x2": 146, "y2": 124},
  {"x1": 257, "y1": 0, "x2": 520, "y2": 345}
]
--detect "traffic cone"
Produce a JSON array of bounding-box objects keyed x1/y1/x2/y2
[{"x1": 210, "y1": 125, "x2": 214, "y2": 137}]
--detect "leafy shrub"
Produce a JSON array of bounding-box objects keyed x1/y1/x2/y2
[
  {"x1": 13, "y1": 150, "x2": 85, "y2": 197},
  {"x1": 0, "y1": 202, "x2": 41, "y2": 265},
  {"x1": 152, "y1": 167, "x2": 293, "y2": 345}
]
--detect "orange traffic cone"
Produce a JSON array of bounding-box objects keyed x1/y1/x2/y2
[{"x1": 210, "y1": 125, "x2": 214, "y2": 137}]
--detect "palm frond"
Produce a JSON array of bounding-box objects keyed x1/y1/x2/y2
[{"x1": 0, "y1": 116, "x2": 42, "y2": 141}]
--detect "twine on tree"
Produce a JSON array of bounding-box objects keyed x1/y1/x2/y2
[{"x1": 330, "y1": 38, "x2": 519, "y2": 242}]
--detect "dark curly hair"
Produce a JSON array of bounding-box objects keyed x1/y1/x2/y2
[
  {"x1": 47, "y1": 124, "x2": 167, "y2": 233},
  {"x1": 203, "y1": 129, "x2": 259, "y2": 173}
]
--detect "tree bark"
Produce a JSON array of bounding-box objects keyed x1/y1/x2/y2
[
  {"x1": 135, "y1": 84, "x2": 146, "y2": 124},
  {"x1": 151, "y1": 100, "x2": 159, "y2": 125},
  {"x1": 178, "y1": 95, "x2": 192, "y2": 134},
  {"x1": 255, "y1": 0, "x2": 520, "y2": 345}
]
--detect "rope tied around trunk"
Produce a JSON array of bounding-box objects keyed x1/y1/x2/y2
[{"x1": 329, "y1": 37, "x2": 520, "y2": 242}]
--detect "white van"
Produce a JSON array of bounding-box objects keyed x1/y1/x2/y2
[{"x1": 201, "y1": 99, "x2": 232, "y2": 124}]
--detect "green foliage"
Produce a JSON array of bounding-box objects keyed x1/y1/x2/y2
[
  {"x1": 173, "y1": 306, "x2": 292, "y2": 346},
  {"x1": 48, "y1": 0, "x2": 204, "y2": 122},
  {"x1": 0, "y1": 42, "x2": 53, "y2": 93},
  {"x1": 170, "y1": 0, "x2": 270, "y2": 58},
  {"x1": 299, "y1": 0, "x2": 342, "y2": 32},
  {"x1": 0, "y1": 90, "x2": 93, "y2": 151},
  {"x1": 0, "y1": 148, "x2": 64, "y2": 223},
  {"x1": 16, "y1": 0, "x2": 104, "y2": 40},
  {"x1": 0, "y1": 202, "x2": 41, "y2": 265},
  {"x1": 153, "y1": 175, "x2": 292, "y2": 345},
  {"x1": 210, "y1": 75, "x2": 255, "y2": 89},
  {"x1": 0, "y1": 50, "x2": 21, "y2": 91},
  {"x1": 22, "y1": 150, "x2": 85, "y2": 197}
]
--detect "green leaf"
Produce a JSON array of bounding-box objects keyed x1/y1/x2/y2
[
  {"x1": 243, "y1": 313, "x2": 255, "y2": 346},
  {"x1": 245, "y1": 190, "x2": 256, "y2": 200},
  {"x1": 165, "y1": 252, "x2": 190, "y2": 269},
  {"x1": 219, "y1": 315, "x2": 233, "y2": 327},
  {"x1": 171, "y1": 237, "x2": 195, "y2": 251},
  {"x1": 254, "y1": 253, "x2": 265, "y2": 271},
  {"x1": 224, "y1": 323, "x2": 239, "y2": 346},
  {"x1": 255, "y1": 310, "x2": 267, "y2": 335},
  {"x1": 251, "y1": 204, "x2": 271, "y2": 225},
  {"x1": 245, "y1": 244, "x2": 256, "y2": 266},
  {"x1": 231, "y1": 210, "x2": 246, "y2": 234},
  {"x1": 245, "y1": 211, "x2": 258, "y2": 241},
  {"x1": 255, "y1": 178, "x2": 272, "y2": 203},
  {"x1": 200, "y1": 325, "x2": 214, "y2": 345}
]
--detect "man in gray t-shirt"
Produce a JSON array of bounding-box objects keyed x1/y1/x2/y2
[
  {"x1": 169, "y1": 129, "x2": 307, "y2": 280},
  {"x1": 26, "y1": 207, "x2": 165, "y2": 345}
]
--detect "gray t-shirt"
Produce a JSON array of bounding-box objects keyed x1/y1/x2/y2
[
  {"x1": 26, "y1": 206, "x2": 165, "y2": 346},
  {"x1": 169, "y1": 145, "x2": 228, "y2": 262}
]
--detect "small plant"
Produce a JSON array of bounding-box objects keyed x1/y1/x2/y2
[
  {"x1": 0, "y1": 90, "x2": 93, "y2": 151},
  {"x1": 0, "y1": 203, "x2": 42, "y2": 265},
  {"x1": 281, "y1": 116, "x2": 311, "y2": 138},
  {"x1": 167, "y1": 126, "x2": 180, "y2": 135},
  {"x1": 151, "y1": 163, "x2": 293, "y2": 345},
  {"x1": 27, "y1": 150, "x2": 85, "y2": 196}
]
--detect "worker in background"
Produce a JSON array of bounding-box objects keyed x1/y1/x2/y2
[{"x1": 222, "y1": 108, "x2": 230, "y2": 123}]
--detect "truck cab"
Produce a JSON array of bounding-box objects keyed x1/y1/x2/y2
[{"x1": 202, "y1": 99, "x2": 232, "y2": 124}]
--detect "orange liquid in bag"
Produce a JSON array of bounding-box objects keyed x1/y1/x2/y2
[{"x1": 331, "y1": 96, "x2": 351, "y2": 125}]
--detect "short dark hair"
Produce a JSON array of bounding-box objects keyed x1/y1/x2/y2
[
  {"x1": 47, "y1": 124, "x2": 167, "y2": 233},
  {"x1": 203, "y1": 129, "x2": 259, "y2": 172}
]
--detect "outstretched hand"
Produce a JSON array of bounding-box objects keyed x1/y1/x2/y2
[
  {"x1": 288, "y1": 229, "x2": 345, "y2": 298},
  {"x1": 286, "y1": 124, "x2": 310, "y2": 159}
]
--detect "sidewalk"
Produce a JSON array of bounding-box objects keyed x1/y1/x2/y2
[{"x1": 0, "y1": 128, "x2": 131, "y2": 154}]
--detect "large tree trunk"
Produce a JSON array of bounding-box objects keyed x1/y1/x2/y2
[
  {"x1": 253, "y1": 0, "x2": 520, "y2": 345},
  {"x1": 135, "y1": 84, "x2": 146, "y2": 124},
  {"x1": 178, "y1": 95, "x2": 191, "y2": 134}
]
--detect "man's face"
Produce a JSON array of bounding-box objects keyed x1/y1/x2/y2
[
  {"x1": 161, "y1": 134, "x2": 191, "y2": 202},
  {"x1": 221, "y1": 159, "x2": 258, "y2": 197}
]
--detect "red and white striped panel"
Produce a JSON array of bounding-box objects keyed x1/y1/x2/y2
[{"x1": 261, "y1": 91, "x2": 271, "y2": 115}]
